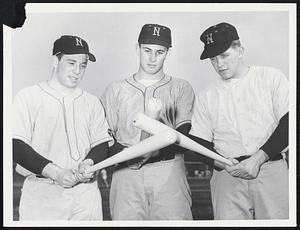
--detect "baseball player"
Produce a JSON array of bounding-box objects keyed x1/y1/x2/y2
[
  {"x1": 13, "y1": 35, "x2": 113, "y2": 220},
  {"x1": 101, "y1": 24, "x2": 194, "y2": 220},
  {"x1": 189, "y1": 22, "x2": 289, "y2": 219}
]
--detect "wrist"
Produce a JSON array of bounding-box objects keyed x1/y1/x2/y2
[
  {"x1": 41, "y1": 162, "x2": 62, "y2": 181},
  {"x1": 255, "y1": 149, "x2": 269, "y2": 165}
]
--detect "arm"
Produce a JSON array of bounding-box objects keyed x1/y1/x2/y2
[
  {"x1": 13, "y1": 138, "x2": 77, "y2": 188},
  {"x1": 226, "y1": 112, "x2": 289, "y2": 180},
  {"x1": 260, "y1": 112, "x2": 288, "y2": 159},
  {"x1": 13, "y1": 138, "x2": 52, "y2": 175}
]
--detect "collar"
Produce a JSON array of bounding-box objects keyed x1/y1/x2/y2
[
  {"x1": 38, "y1": 81, "x2": 83, "y2": 100},
  {"x1": 126, "y1": 74, "x2": 171, "y2": 92}
]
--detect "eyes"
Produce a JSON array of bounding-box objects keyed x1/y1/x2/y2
[
  {"x1": 66, "y1": 60, "x2": 87, "y2": 69},
  {"x1": 210, "y1": 53, "x2": 230, "y2": 62},
  {"x1": 143, "y1": 48, "x2": 166, "y2": 56}
]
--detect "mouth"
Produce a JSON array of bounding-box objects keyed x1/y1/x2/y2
[
  {"x1": 148, "y1": 64, "x2": 157, "y2": 68},
  {"x1": 68, "y1": 76, "x2": 79, "y2": 82},
  {"x1": 219, "y1": 69, "x2": 228, "y2": 73}
]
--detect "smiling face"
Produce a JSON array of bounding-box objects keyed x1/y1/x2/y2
[
  {"x1": 138, "y1": 44, "x2": 168, "y2": 76},
  {"x1": 210, "y1": 45, "x2": 243, "y2": 81},
  {"x1": 53, "y1": 54, "x2": 88, "y2": 88}
]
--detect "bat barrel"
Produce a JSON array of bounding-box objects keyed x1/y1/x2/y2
[{"x1": 85, "y1": 129, "x2": 178, "y2": 173}]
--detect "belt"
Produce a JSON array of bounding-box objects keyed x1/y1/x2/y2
[
  {"x1": 116, "y1": 152, "x2": 176, "y2": 170},
  {"x1": 35, "y1": 173, "x2": 97, "y2": 183},
  {"x1": 235, "y1": 153, "x2": 283, "y2": 162}
]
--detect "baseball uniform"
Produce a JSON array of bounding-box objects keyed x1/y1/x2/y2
[
  {"x1": 190, "y1": 66, "x2": 289, "y2": 219},
  {"x1": 101, "y1": 74, "x2": 194, "y2": 220},
  {"x1": 13, "y1": 81, "x2": 113, "y2": 220}
]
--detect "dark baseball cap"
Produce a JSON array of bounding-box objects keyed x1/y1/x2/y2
[
  {"x1": 138, "y1": 24, "x2": 172, "y2": 48},
  {"x1": 200, "y1": 22, "x2": 239, "y2": 60},
  {"x1": 52, "y1": 35, "x2": 96, "y2": 62}
]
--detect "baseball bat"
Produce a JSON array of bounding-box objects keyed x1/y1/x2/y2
[
  {"x1": 85, "y1": 129, "x2": 178, "y2": 173},
  {"x1": 133, "y1": 113, "x2": 233, "y2": 166}
]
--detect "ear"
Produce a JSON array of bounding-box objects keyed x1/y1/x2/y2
[
  {"x1": 166, "y1": 48, "x2": 171, "y2": 56},
  {"x1": 52, "y1": 55, "x2": 59, "y2": 68},
  {"x1": 135, "y1": 43, "x2": 140, "y2": 55},
  {"x1": 238, "y1": 46, "x2": 244, "y2": 58}
]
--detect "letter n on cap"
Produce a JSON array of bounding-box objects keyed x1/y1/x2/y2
[
  {"x1": 153, "y1": 27, "x2": 161, "y2": 36},
  {"x1": 206, "y1": 33, "x2": 214, "y2": 45},
  {"x1": 75, "y1": 37, "x2": 83, "y2": 47}
]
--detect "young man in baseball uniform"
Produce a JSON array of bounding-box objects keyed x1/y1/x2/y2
[
  {"x1": 13, "y1": 35, "x2": 113, "y2": 220},
  {"x1": 101, "y1": 24, "x2": 194, "y2": 220},
  {"x1": 189, "y1": 22, "x2": 288, "y2": 219}
]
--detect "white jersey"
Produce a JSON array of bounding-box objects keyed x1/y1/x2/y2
[
  {"x1": 190, "y1": 66, "x2": 288, "y2": 158},
  {"x1": 13, "y1": 81, "x2": 113, "y2": 176}
]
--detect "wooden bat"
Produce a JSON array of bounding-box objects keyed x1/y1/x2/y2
[
  {"x1": 85, "y1": 129, "x2": 178, "y2": 173},
  {"x1": 133, "y1": 113, "x2": 233, "y2": 166}
]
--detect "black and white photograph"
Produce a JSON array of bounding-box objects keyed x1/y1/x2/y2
[{"x1": 3, "y1": 3, "x2": 297, "y2": 227}]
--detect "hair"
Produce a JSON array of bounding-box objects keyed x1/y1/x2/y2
[
  {"x1": 55, "y1": 53, "x2": 64, "y2": 61},
  {"x1": 230, "y1": 39, "x2": 242, "y2": 49}
]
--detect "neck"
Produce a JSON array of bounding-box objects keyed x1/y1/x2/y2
[
  {"x1": 48, "y1": 76, "x2": 75, "y2": 96},
  {"x1": 135, "y1": 68, "x2": 165, "y2": 81},
  {"x1": 233, "y1": 63, "x2": 249, "y2": 79}
]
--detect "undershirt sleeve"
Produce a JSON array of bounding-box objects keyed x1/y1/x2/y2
[
  {"x1": 13, "y1": 138, "x2": 52, "y2": 175},
  {"x1": 84, "y1": 141, "x2": 109, "y2": 164},
  {"x1": 260, "y1": 112, "x2": 288, "y2": 159}
]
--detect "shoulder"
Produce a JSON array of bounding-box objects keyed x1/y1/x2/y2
[
  {"x1": 169, "y1": 76, "x2": 194, "y2": 91},
  {"x1": 169, "y1": 76, "x2": 192, "y2": 86},
  {"x1": 15, "y1": 84, "x2": 42, "y2": 99},
  {"x1": 104, "y1": 79, "x2": 127, "y2": 93},
  {"x1": 250, "y1": 66, "x2": 287, "y2": 79}
]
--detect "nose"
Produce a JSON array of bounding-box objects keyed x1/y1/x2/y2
[
  {"x1": 149, "y1": 52, "x2": 157, "y2": 62},
  {"x1": 216, "y1": 57, "x2": 226, "y2": 69},
  {"x1": 73, "y1": 64, "x2": 81, "y2": 75}
]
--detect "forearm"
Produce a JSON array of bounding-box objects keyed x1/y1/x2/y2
[
  {"x1": 108, "y1": 140, "x2": 126, "y2": 157},
  {"x1": 13, "y1": 139, "x2": 52, "y2": 175},
  {"x1": 260, "y1": 112, "x2": 288, "y2": 159},
  {"x1": 84, "y1": 141, "x2": 109, "y2": 164},
  {"x1": 186, "y1": 133, "x2": 216, "y2": 167}
]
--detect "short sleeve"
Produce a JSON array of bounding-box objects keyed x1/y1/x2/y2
[
  {"x1": 13, "y1": 89, "x2": 33, "y2": 145},
  {"x1": 189, "y1": 93, "x2": 213, "y2": 142},
  {"x1": 89, "y1": 98, "x2": 114, "y2": 148},
  {"x1": 271, "y1": 70, "x2": 289, "y2": 121},
  {"x1": 175, "y1": 81, "x2": 195, "y2": 128}
]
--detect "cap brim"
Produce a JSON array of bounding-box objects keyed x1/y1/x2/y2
[
  {"x1": 200, "y1": 41, "x2": 232, "y2": 60},
  {"x1": 88, "y1": 53, "x2": 96, "y2": 62},
  {"x1": 139, "y1": 39, "x2": 171, "y2": 48}
]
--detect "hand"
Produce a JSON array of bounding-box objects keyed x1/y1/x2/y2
[
  {"x1": 55, "y1": 168, "x2": 78, "y2": 188},
  {"x1": 41, "y1": 163, "x2": 78, "y2": 188},
  {"x1": 75, "y1": 159, "x2": 95, "y2": 183},
  {"x1": 225, "y1": 150, "x2": 269, "y2": 179},
  {"x1": 214, "y1": 158, "x2": 239, "y2": 170}
]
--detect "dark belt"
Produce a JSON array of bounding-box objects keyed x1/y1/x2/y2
[
  {"x1": 116, "y1": 151, "x2": 176, "y2": 170},
  {"x1": 235, "y1": 153, "x2": 283, "y2": 162}
]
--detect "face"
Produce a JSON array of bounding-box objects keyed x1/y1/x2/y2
[
  {"x1": 54, "y1": 54, "x2": 88, "y2": 88},
  {"x1": 210, "y1": 46, "x2": 243, "y2": 80},
  {"x1": 138, "y1": 44, "x2": 168, "y2": 75}
]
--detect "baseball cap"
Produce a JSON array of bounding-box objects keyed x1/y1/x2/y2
[
  {"x1": 52, "y1": 35, "x2": 96, "y2": 62},
  {"x1": 138, "y1": 24, "x2": 172, "y2": 48},
  {"x1": 200, "y1": 22, "x2": 239, "y2": 60}
]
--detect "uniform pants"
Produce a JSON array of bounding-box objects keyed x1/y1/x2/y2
[
  {"x1": 210, "y1": 159, "x2": 289, "y2": 220},
  {"x1": 109, "y1": 154, "x2": 193, "y2": 220},
  {"x1": 19, "y1": 175, "x2": 102, "y2": 220}
]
